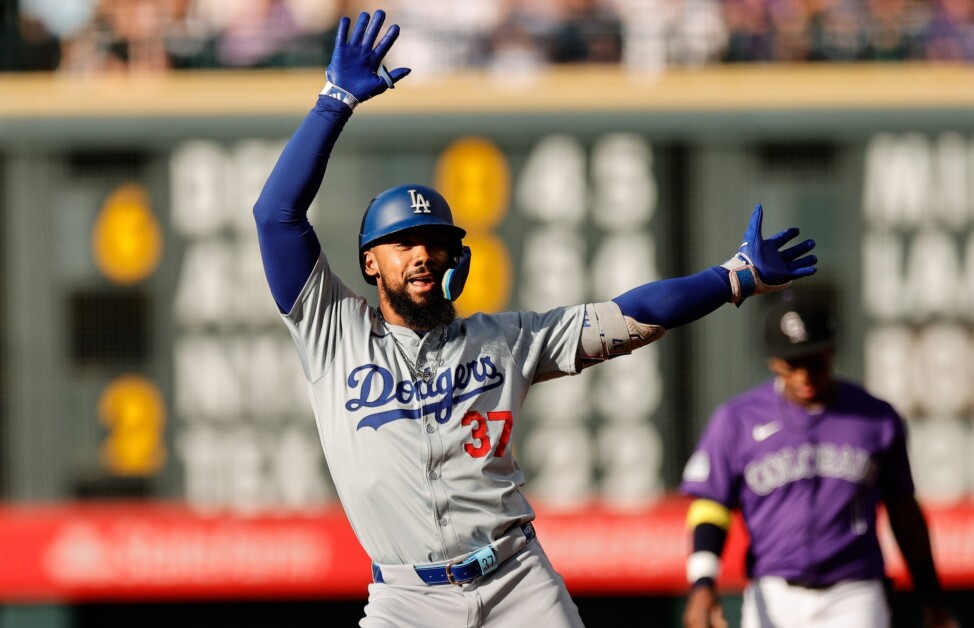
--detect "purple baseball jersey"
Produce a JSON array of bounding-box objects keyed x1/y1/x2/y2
[{"x1": 680, "y1": 378, "x2": 915, "y2": 586}]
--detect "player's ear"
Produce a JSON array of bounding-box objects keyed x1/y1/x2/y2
[
  {"x1": 363, "y1": 249, "x2": 380, "y2": 281},
  {"x1": 768, "y1": 357, "x2": 788, "y2": 376}
]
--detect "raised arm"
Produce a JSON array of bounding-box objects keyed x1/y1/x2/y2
[
  {"x1": 253, "y1": 10, "x2": 410, "y2": 313},
  {"x1": 613, "y1": 203, "x2": 818, "y2": 329},
  {"x1": 579, "y1": 204, "x2": 817, "y2": 365}
]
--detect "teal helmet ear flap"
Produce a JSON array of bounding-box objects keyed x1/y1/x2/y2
[{"x1": 443, "y1": 245, "x2": 471, "y2": 301}]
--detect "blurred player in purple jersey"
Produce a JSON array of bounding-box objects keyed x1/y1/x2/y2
[{"x1": 680, "y1": 293, "x2": 956, "y2": 628}]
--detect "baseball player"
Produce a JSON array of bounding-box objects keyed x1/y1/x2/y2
[
  {"x1": 252, "y1": 10, "x2": 818, "y2": 627},
  {"x1": 680, "y1": 294, "x2": 957, "y2": 628}
]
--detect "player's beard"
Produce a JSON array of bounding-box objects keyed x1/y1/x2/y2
[{"x1": 386, "y1": 280, "x2": 456, "y2": 331}]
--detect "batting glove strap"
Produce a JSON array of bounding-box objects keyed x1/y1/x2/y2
[
  {"x1": 320, "y1": 81, "x2": 360, "y2": 111},
  {"x1": 721, "y1": 253, "x2": 791, "y2": 307}
]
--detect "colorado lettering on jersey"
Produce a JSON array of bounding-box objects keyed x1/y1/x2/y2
[
  {"x1": 347, "y1": 356, "x2": 504, "y2": 430},
  {"x1": 744, "y1": 442, "x2": 872, "y2": 496}
]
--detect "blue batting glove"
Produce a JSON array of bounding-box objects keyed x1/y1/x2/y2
[
  {"x1": 323, "y1": 10, "x2": 411, "y2": 109},
  {"x1": 720, "y1": 204, "x2": 817, "y2": 305}
]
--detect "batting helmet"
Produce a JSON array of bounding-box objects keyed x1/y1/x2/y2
[{"x1": 358, "y1": 184, "x2": 469, "y2": 296}]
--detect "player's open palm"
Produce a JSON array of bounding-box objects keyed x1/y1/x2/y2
[
  {"x1": 721, "y1": 203, "x2": 817, "y2": 304},
  {"x1": 328, "y1": 10, "x2": 410, "y2": 103},
  {"x1": 735, "y1": 203, "x2": 817, "y2": 287},
  {"x1": 683, "y1": 586, "x2": 728, "y2": 628}
]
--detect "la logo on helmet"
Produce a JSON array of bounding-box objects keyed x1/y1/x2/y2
[{"x1": 408, "y1": 189, "x2": 432, "y2": 214}]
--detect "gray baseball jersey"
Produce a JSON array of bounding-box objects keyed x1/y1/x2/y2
[
  {"x1": 681, "y1": 378, "x2": 915, "y2": 586},
  {"x1": 282, "y1": 251, "x2": 586, "y2": 566}
]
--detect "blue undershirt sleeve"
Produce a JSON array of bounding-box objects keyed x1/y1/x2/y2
[
  {"x1": 253, "y1": 96, "x2": 352, "y2": 313},
  {"x1": 612, "y1": 267, "x2": 733, "y2": 330}
]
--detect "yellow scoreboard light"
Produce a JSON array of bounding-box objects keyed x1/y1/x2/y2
[
  {"x1": 436, "y1": 137, "x2": 512, "y2": 316},
  {"x1": 92, "y1": 183, "x2": 163, "y2": 285},
  {"x1": 456, "y1": 232, "x2": 513, "y2": 316},
  {"x1": 436, "y1": 136, "x2": 509, "y2": 231},
  {"x1": 98, "y1": 374, "x2": 166, "y2": 476}
]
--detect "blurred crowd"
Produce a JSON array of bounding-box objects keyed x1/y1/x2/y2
[{"x1": 1, "y1": 0, "x2": 972, "y2": 74}]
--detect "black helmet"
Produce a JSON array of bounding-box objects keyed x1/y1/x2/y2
[{"x1": 764, "y1": 295, "x2": 836, "y2": 360}]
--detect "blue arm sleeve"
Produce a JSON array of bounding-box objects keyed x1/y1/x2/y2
[
  {"x1": 253, "y1": 96, "x2": 352, "y2": 313},
  {"x1": 612, "y1": 267, "x2": 732, "y2": 330}
]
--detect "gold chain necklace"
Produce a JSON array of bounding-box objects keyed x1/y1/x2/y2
[{"x1": 376, "y1": 309, "x2": 447, "y2": 384}]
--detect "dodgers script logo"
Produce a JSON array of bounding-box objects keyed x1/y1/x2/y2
[{"x1": 347, "y1": 356, "x2": 504, "y2": 430}]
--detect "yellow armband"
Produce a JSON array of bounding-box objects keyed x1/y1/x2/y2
[{"x1": 686, "y1": 498, "x2": 731, "y2": 531}]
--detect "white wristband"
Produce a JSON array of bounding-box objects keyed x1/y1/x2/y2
[
  {"x1": 687, "y1": 551, "x2": 721, "y2": 584},
  {"x1": 320, "y1": 81, "x2": 359, "y2": 110}
]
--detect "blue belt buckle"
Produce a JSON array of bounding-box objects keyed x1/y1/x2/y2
[{"x1": 447, "y1": 545, "x2": 498, "y2": 585}]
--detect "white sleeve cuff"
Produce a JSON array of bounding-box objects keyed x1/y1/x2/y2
[{"x1": 687, "y1": 551, "x2": 721, "y2": 583}]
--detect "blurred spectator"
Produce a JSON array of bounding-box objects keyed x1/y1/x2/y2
[
  {"x1": 859, "y1": 0, "x2": 916, "y2": 60},
  {"x1": 13, "y1": 0, "x2": 97, "y2": 71},
  {"x1": 483, "y1": 0, "x2": 554, "y2": 77},
  {"x1": 813, "y1": 0, "x2": 868, "y2": 61},
  {"x1": 3, "y1": 0, "x2": 974, "y2": 74},
  {"x1": 164, "y1": 0, "x2": 218, "y2": 70},
  {"x1": 611, "y1": 0, "x2": 725, "y2": 72},
  {"x1": 1, "y1": 2, "x2": 61, "y2": 70},
  {"x1": 721, "y1": 0, "x2": 775, "y2": 61},
  {"x1": 924, "y1": 0, "x2": 974, "y2": 60},
  {"x1": 547, "y1": 0, "x2": 624, "y2": 63},
  {"x1": 391, "y1": 0, "x2": 504, "y2": 77},
  {"x1": 198, "y1": 0, "x2": 298, "y2": 69},
  {"x1": 19, "y1": 0, "x2": 96, "y2": 44},
  {"x1": 666, "y1": 0, "x2": 728, "y2": 67},
  {"x1": 767, "y1": 0, "x2": 815, "y2": 61},
  {"x1": 100, "y1": 0, "x2": 170, "y2": 72},
  {"x1": 276, "y1": 0, "x2": 338, "y2": 68},
  {"x1": 55, "y1": 0, "x2": 172, "y2": 73}
]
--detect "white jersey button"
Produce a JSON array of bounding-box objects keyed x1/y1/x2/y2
[
  {"x1": 426, "y1": 425, "x2": 435, "y2": 434},
  {"x1": 438, "y1": 517, "x2": 448, "y2": 527},
  {"x1": 428, "y1": 471, "x2": 438, "y2": 480}
]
